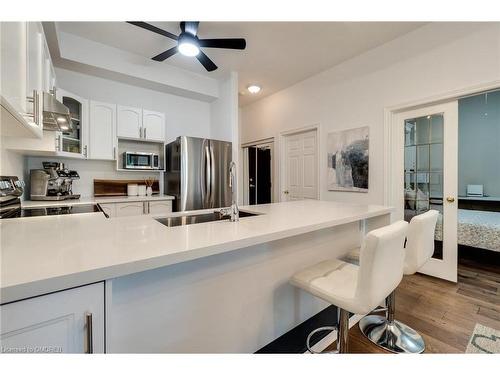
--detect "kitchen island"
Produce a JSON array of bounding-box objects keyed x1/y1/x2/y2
[{"x1": 1, "y1": 200, "x2": 391, "y2": 353}]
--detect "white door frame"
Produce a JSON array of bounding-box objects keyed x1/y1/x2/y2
[
  {"x1": 383, "y1": 79, "x2": 500, "y2": 282},
  {"x1": 279, "y1": 124, "x2": 320, "y2": 202}
]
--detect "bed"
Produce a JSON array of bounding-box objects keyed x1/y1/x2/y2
[{"x1": 433, "y1": 209, "x2": 500, "y2": 252}]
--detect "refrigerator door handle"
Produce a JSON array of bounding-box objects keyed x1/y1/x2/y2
[
  {"x1": 209, "y1": 143, "x2": 216, "y2": 208},
  {"x1": 200, "y1": 139, "x2": 207, "y2": 207},
  {"x1": 204, "y1": 141, "x2": 212, "y2": 208}
]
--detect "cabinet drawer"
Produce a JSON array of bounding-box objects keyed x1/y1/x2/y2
[
  {"x1": 148, "y1": 200, "x2": 172, "y2": 215},
  {"x1": 0, "y1": 283, "x2": 104, "y2": 353},
  {"x1": 115, "y1": 202, "x2": 144, "y2": 217}
]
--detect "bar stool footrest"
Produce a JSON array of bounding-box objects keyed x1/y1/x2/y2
[{"x1": 306, "y1": 326, "x2": 339, "y2": 354}]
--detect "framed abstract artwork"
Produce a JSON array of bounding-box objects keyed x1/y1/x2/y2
[{"x1": 327, "y1": 126, "x2": 369, "y2": 192}]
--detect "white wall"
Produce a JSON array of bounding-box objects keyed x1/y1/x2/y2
[
  {"x1": 210, "y1": 72, "x2": 238, "y2": 142},
  {"x1": 210, "y1": 72, "x2": 241, "y2": 201},
  {"x1": 240, "y1": 23, "x2": 500, "y2": 205},
  {"x1": 0, "y1": 139, "x2": 25, "y2": 177},
  {"x1": 458, "y1": 90, "x2": 500, "y2": 197}
]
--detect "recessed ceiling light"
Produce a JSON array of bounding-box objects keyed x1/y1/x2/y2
[{"x1": 247, "y1": 85, "x2": 261, "y2": 94}]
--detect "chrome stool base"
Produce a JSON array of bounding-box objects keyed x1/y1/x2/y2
[{"x1": 359, "y1": 315, "x2": 425, "y2": 354}]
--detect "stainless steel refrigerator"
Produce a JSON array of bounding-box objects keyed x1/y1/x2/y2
[{"x1": 164, "y1": 136, "x2": 232, "y2": 211}]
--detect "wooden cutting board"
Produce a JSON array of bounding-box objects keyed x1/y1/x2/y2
[{"x1": 94, "y1": 179, "x2": 160, "y2": 197}]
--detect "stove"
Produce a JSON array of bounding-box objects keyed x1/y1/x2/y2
[{"x1": 0, "y1": 175, "x2": 103, "y2": 219}]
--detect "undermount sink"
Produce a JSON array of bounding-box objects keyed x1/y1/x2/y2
[{"x1": 155, "y1": 210, "x2": 260, "y2": 228}]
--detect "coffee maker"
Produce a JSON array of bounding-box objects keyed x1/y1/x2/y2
[{"x1": 30, "y1": 162, "x2": 81, "y2": 200}]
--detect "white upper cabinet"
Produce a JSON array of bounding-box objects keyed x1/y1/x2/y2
[
  {"x1": 0, "y1": 22, "x2": 27, "y2": 115},
  {"x1": 57, "y1": 89, "x2": 89, "y2": 158},
  {"x1": 0, "y1": 283, "x2": 105, "y2": 354},
  {"x1": 117, "y1": 107, "x2": 165, "y2": 142},
  {"x1": 89, "y1": 101, "x2": 117, "y2": 160},
  {"x1": 42, "y1": 43, "x2": 56, "y2": 93},
  {"x1": 117, "y1": 105, "x2": 142, "y2": 139},
  {"x1": 26, "y1": 22, "x2": 43, "y2": 118},
  {"x1": 143, "y1": 110, "x2": 165, "y2": 142}
]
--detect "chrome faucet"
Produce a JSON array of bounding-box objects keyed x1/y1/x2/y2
[{"x1": 218, "y1": 161, "x2": 239, "y2": 222}]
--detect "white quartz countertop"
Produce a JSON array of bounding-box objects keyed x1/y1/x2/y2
[
  {"x1": 0, "y1": 200, "x2": 392, "y2": 304},
  {"x1": 22, "y1": 194, "x2": 175, "y2": 208}
]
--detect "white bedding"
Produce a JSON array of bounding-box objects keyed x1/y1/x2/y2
[{"x1": 434, "y1": 209, "x2": 500, "y2": 252}]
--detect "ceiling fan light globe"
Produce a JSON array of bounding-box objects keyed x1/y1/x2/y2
[
  {"x1": 178, "y1": 42, "x2": 200, "y2": 57},
  {"x1": 178, "y1": 33, "x2": 200, "y2": 57}
]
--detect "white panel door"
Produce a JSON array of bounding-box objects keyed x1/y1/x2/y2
[
  {"x1": 393, "y1": 101, "x2": 458, "y2": 282},
  {"x1": 89, "y1": 101, "x2": 116, "y2": 160},
  {"x1": 143, "y1": 110, "x2": 165, "y2": 142},
  {"x1": 0, "y1": 283, "x2": 104, "y2": 353},
  {"x1": 283, "y1": 129, "x2": 318, "y2": 201},
  {"x1": 117, "y1": 105, "x2": 142, "y2": 139}
]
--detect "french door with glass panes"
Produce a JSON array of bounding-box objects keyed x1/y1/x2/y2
[{"x1": 392, "y1": 101, "x2": 458, "y2": 282}]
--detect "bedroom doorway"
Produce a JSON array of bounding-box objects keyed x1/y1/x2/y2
[{"x1": 392, "y1": 101, "x2": 459, "y2": 282}]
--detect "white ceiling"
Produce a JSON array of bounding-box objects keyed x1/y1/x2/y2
[{"x1": 57, "y1": 22, "x2": 426, "y2": 106}]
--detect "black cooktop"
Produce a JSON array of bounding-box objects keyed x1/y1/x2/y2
[{"x1": 2, "y1": 204, "x2": 101, "y2": 218}]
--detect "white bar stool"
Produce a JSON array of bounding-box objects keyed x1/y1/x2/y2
[
  {"x1": 359, "y1": 210, "x2": 439, "y2": 353},
  {"x1": 290, "y1": 221, "x2": 408, "y2": 353}
]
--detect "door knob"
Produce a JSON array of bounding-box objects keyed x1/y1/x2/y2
[
  {"x1": 283, "y1": 190, "x2": 289, "y2": 195},
  {"x1": 446, "y1": 196, "x2": 455, "y2": 203}
]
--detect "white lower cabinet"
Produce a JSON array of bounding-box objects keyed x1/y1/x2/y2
[
  {"x1": 0, "y1": 283, "x2": 105, "y2": 354},
  {"x1": 115, "y1": 201, "x2": 145, "y2": 217},
  {"x1": 148, "y1": 200, "x2": 172, "y2": 216},
  {"x1": 99, "y1": 200, "x2": 172, "y2": 218}
]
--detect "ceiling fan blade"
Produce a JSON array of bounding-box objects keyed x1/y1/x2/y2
[
  {"x1": 152, "y1": 47, "x2": 178, "y2": 62},
  {"x1": 196, "y1": 51, "x2": 217, "y2": 72},
  {"x1": 198, "y1": 38, "x2": 246, "y2": 50},
  {"x1": 127, "y1": 21, "x2": 178, "y2": 40},
  {"x1": 180, "y1": 21, "x2": 200, "y2": 36}
]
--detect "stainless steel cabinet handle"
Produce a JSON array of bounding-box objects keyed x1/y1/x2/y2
[
  {"x1": 85, "y1": 312, "x2": 93, "y2": 354},
  {"x1": 25, "y1": 90, "x2": 39, "y2": 125},
  {"x1": 113, "y1": 146, "x2": 116, "y2": 160},
  {"x1": 144, "y1": 127, "x2": 147, "y2": 139},
  {"x1": 139, "y1": 127, "x2": 143, "y2": 138},
  {"x1": 55, "y1": 133, "x2": 61, "y2": 151},
  {"x1": 83, "y1": 145, "x2": 88, "y2": 158}
]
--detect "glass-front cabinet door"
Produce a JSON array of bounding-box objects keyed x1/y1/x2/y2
[
  {"x1": 56, "y1": 89, "x2": 89, "y2": 158},
  {"x1": 394, "y1": 101, "x2": 458, "y2": 282}
]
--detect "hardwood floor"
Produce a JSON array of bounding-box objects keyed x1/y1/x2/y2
[{"x1": 328, "y1": 257, "x2": 500, "y2": 353}]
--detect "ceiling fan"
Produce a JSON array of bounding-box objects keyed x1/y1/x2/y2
[{"x1": 127, "y1": 21, "x2": 246, "y2": 72}]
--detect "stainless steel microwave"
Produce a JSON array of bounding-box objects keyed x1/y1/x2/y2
[{"x1": 123, "y1": 152, "x2": 160, "y2": 170}]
